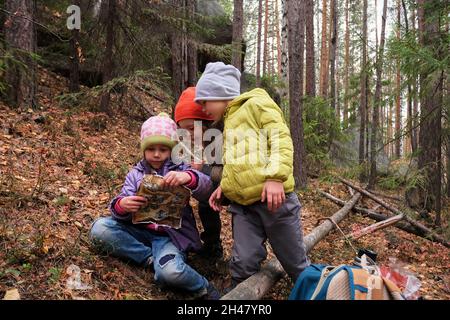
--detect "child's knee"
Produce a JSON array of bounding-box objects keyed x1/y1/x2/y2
[
  {"x1": 154, "y1": 253, "x2": 186, "y2": 286},
  {"x1": 89, "y1": 217, "x2": 117, "y2": 244}
]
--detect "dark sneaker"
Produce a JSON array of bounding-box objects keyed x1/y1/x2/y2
[
  {"x1": 198, "y1": 242, "x2": 223, "y2": 260},
  {"x1": 193, "y1": 283, "x2": 221, "y2": 300}
]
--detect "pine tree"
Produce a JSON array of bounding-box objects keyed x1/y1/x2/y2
[
  {"x1": 369, "y1": 0, "x2": 388, "y2": 188},
  {"x1": 359, "y1": 0, "x2": 368, "y2": 181},
  {"x1": 4, "y1": 0, "x2": 36, "y2": 108},
  {"x1": 417, "y1": 0, "x2": 444, "y2": 225},
  {"x1": 100, "y1": 0, "x2": 116, "y2": 115},
  {"x1": 305, "y1": 0, "x2": 316, "y2": 97},
  {"x1": 287, "y1": 0, "x2": 307, "y2": 188},
  {"x1": 232, "y1": 0, "x2": 244, "y2": 71}
]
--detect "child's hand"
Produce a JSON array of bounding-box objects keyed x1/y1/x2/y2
[
  {"x1": 120, "y1": 196, "x2": 148, "y2": 213},
  {"x1": 209, "y1": 186, "x2": 223, "y2": 211},
  {"x1": 261, "y1": 180, "x2": 286, "y2": 212},
  {"x1": 163, "y1": 171, "x2": 191, "y2": 188}
]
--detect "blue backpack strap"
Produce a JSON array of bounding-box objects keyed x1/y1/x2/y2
[
  {"x1": 289, "y1": 264, "x2": 366, "y2": 300},
  {"x1": 312, "y1": 265, "x2": 347, "y2": 300},
  {"x1": 289, "y1": 264, "x2": 327, "y2": 300}
]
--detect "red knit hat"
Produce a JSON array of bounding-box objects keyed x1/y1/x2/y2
[{"x1": 174, "y1": 87, "x2": 214, "y2": 124}]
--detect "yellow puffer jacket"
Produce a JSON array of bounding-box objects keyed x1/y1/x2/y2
[{"x1": 220, "y1": 88, "x2": 295, "y2": 205}]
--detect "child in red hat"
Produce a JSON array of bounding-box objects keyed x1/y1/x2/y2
[{"x1": 174, "y1": 87, "x2": 225, "y2": 259}]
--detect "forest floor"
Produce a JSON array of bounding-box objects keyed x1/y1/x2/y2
[{"x1": 0, "y1": 68, "x2": 449, "y2": 300}]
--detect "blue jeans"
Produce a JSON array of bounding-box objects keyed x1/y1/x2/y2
[{"x1": 89, "y1": 216, "x2": 209, "y2": 293}]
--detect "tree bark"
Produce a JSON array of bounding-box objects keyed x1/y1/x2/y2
[
  {"x1": 280, "y1": 0, "x2": 289, "y2": 90},
  {"x1": 231, "y1": 0, "x2": 244, "y2": 71},
  {"x1": 69, "y1": 0, "x2": 81, "y2": 93},
  {"x1": 305, "y1": 0, "x2": 316, "y2": 97},
  {"x1": 343, "y1": 0, "x2": 350, "y2": 127},
  {"x1": 369, "y1": 0, "x2": 387, "y2": 188},
  {"x1": 319, "y1": 0, "x2": 328, "y2": 97},
  {"x1": 411, "y1": 6, "x2": 419, "y2": 154},
  {"x1": 69, "y1": 28, "x2": 80, "y2": 93},
  {"x1": 186, "y1": 0, "x2": 198, "y2": 86},
  {"x1": 350, "y1": 214, "x2": 404, "y2": 240},
  {"x1": 275, "y1": 0, "x2": 282, "y2": 78},
  {"x1": 171, "y1": 0, "x2": 187, "y2": 102},
  {"x1": 287, "y1": 0, "x2": 307, "y2": 189},
  {"x1": 222, "y1": 192, "x2": 362, "y2": 300},
  {"x1": 100, "y1": 0, "x2": 116, "y2": 115},
  {"x1": 417, "y1": 0, "x2": 443, "y2": 225},
  {"x1": 263, "y1": 0, "x2": 269, "y2": 75},
  {"x1": 4, "y1": 0, "x2": 36, "y2": 109},
  {"x1": 359, "y1": 0, "x2": 368, "y2": 181},
  {"x1": 395, "y1": 0, "x2": 402, "y2": 159},
  {"x1": 329, "y1": 0, "x2": 337, "y2": 114},
  {"x1": 256, "y1": 0, "x2": 263, "y2": 86}
]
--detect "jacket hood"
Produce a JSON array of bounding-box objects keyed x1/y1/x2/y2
[{"x1": 225, "y1": 88, "x2": 274, "y2": 118}]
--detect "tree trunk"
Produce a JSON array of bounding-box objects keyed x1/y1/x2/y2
[
  {"x1": 395, "y1": 0, "x2": 402, "y2": 159},
  {"x1": 319, "y1": 0, "x2": 328, "y2": 97},
  {"x1": 369, "y1": 0, "x2": 387, "y2": 188},
  {"x1": 365, "y1": 78, "x2": 370, "y2": 162},
  {"x1": 335, "y1": 10, "x2": 341, "y2": 123},
  {"x1": 100, "y1": 0, "x2": 116, "y2": 115},
  {"x1": 69, "y1": 28, "x2": 80, "y2": 93},
  {"x1": 275, "y1": 0, "x2": 282, "y2": 78},
  {"x1": 280, "y1": 0, "x2": 288, "y2": 81},
  {"x1": 222, "y1": 192, "x2": 361, "y2": 300},
  {"x1": 186, "y1": 0, "x2": 198, "y2": 86},
  {"x1": 263, "y1": 0, "x2": 269, "y2": 75},
  {"x1": 171, "y1": 0, "x2": 187, "y2": 102},
  {"x1": 69, "y1": 0, "x2": 81, "y2": 93},
  {"x1": 350, "y1": 214, "x2": 404, "y2": 240},
  {"x1": 231, "y1": 0, "x2": 244, "y2": 71},
  {"x1": 401, "y1": 0, "x2": 413, "y2": 155},
  {"x1": 417, "y1": 0, "x2": 443, "y2": 225},
  {"x1": 4, "y1": 0, "x2": 36, "y2": 109},
  {"x1": 411, "y1": 6, "x2": 419, "y2": 154},
  {"x1": 287, "y1": 0, "x2": 307, "y2": 189},
  {"x1": 256, "y1": 0, "x2": 263, "y2": 86},
  {"x1": 305, "y1": 0, "x2": 316, "y2": 97},
  {"x1": 343, "y1": 0, "x2": 350, "y2": 127},
  {"x1": 389, "y1": 98, "x2": 394, "y2": 157},
  {"x1": 359, "y1": 0, "x2": 368, "y2": 181},
  {"x1": 329, "y1": 0, "x2": 337, "y2": 114},
  {"x1": 447, "y1": 18, "x2": 450, "y2": 198}
]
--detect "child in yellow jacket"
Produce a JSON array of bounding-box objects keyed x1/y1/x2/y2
[{"x1": 194, "y1": 62, "x2": 310, "y2": 287}]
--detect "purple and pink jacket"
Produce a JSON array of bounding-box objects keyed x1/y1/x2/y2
[{"x1": 109, "y1": 159, "x2": 213, "y2": 252}]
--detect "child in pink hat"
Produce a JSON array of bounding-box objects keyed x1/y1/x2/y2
[{"x1": 89, "y1": 112, "x2": 221, "y2": 299}]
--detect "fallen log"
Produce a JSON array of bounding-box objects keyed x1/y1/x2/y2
[
  {"x1": 221, "y1": 192, "x2": 362, "y2": 300},
  {"x1": 367, "y1": 190, "x2": 403, "y2": 202},
  {"x1": 349, "y1": 214, "x2": 404, "y2": 240},
  {"x1": 338, "y1": 177, "x2": 450, "y2": 248},
  {"x1": 319, "y1": 190, "x2": 423, "y2": 236}
]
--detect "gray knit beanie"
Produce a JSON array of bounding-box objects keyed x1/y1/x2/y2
[{"x1": 194, "y1": 62, "x2": 241, "y2": 102}]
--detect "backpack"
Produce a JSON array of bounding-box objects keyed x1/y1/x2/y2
[{"x1": 289, "y1": 264, "x2": 404, "y2": 300}]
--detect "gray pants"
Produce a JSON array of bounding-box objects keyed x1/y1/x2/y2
[{"x1": 228, "y1": 192, "x2": 310, "y2": 283}]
